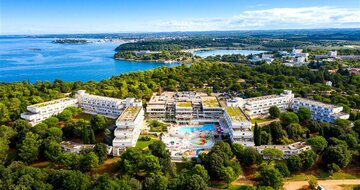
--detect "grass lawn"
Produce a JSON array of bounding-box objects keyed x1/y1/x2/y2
[
  {"x1": 30, "y1": 160, "x2": 50, "y2": 168},
  {"x1": 135, "y1": 135, "x2": 159, "y2": 149},
  {"x1": 228, "y1": 185, "x2": 254, "y2": 190},
  {"x1": 286, "y1": 164, "x2": 360, "y2": 181},
  {"x1": 251, "y1": 117, "x2": 275, "y2": 124}
]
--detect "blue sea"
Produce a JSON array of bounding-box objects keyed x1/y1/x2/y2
[{"x1": 0, "y1": 36, "x2": 179, "y2": 83}]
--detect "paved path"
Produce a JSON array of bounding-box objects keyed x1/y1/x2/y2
[{"x1": 284, "y1": 179, "x2": 360, "y2": 190}]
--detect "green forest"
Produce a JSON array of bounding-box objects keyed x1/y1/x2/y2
[{"x1": 1, "y1": 61, "x2": 360, "y2": 190}]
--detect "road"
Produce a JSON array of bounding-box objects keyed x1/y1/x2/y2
[{"x1": 284, "y1": 179, "x2": 360, "y2": 190}]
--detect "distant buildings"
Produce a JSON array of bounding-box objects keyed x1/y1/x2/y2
[
  {"x1": 292, "y1": 98, "x2": 349, "y2": 123},
  {"x1": 279, "y1": 48, "x2": 309, "y2": 66},
  {"x1": 113, "y1": 106, "x2": 145, "y2": 156},
  {"x1": 146, "y1": 92, "x2": 223, "y2": 124},
  {"x1": 250, "y1": 53, "x2": 274, "y2": 63},
  {"x1": 325, "y1": 81, "x2": 332, "y2": 87},
  {"x1": 315, "y1": 50, "x2": 360, "y2": 61},
  {"x1": 256, "y1": 142, "x2": 311, "y2": 159},
  {"x1": 20, "y1": 98, "x2": 78, "y2": 126}
]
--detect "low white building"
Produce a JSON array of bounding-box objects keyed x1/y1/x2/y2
[
  {"x1": 223, "y1": 107, "x2": 254, "y2": 146},
  {"x1": 112, "y1": 106, "x2": 145, "y2": 156},
  {"x1": 244, "y1": 90, "x2": 294, "y2": 117},
  {"x1": 292, "y1": 98, "x2": 350, "y2": 123},
  {"x1": 21, "y1": 98, "x2": 78, "y2": 125},
  {"x1": 60, "y1": 141, "x2": 112, "y2": 155},
  {"x1": 256, "y1": 142, "x2": 311, "y2": 159}
]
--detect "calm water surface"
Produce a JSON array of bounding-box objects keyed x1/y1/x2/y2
[{"x1": 0, "y1": 37, "x2": 179, "y2": 83}]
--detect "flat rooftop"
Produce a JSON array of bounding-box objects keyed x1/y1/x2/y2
[
  {"x1": 81, "y1": 94, "x2": 123, "y2": 103},
  {"x1": 294, "y1": 98, "x2": 341, "y2": 109},
  {"x1": 60, "y1": 141, "x2": 95, "y2": 149},
  {"x1": 246, "y1": 94, "x2": 280, "y2": 102},
  {"x1": 201, "y1": 96, "x2": 221, "y2": 108},
  {"x1": 28, "y1": 98, "x2": 75, "y2": 108},
  {"x1": 176, "y1": 101, "x2": 192, "y2": 108},
  {"x1": 225, "y1": 107, "x2": 248, "y2": 121},
  {"x1": 117, "y1": 107, "x2": 141, "y2": 122},
  {"x1": 256, "y1": 142, "x2": 310, "y2": 151}
]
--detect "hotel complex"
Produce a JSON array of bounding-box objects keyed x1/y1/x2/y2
[
  {"x1": 292, "y1": 98, "x2": 349, "y2": 123},
  {"x1": 20, "y1": 98, "x2": 78, "y2": 125},
  {"x1": 146, "y1": 92, "x2": 223, "y2": 124},
  {"x1": 21, "y1": 89, "x2": 351, "y2": 158}
]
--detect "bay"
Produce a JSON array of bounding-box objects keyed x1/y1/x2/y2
[{"x1": 0, "y1": 37, "x2": 179, "y2": 83}]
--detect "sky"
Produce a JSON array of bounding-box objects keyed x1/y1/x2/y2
[{"x1": 0, "y1": 0, "x2": 359, "y2": 34}]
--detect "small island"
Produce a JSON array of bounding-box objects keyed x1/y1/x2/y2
[{"x1": 52, "y1": 38, "x2": 90, "y2": 44}]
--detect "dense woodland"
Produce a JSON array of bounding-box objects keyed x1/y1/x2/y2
[
  {"x1": 114, "y1": 51, "x2": 200, "y2": 62},
  {"x1": 115, "y1": 30, "x2": 360, "y2": 52},
  {"x1": 1, "y1": 56, "x2": 360, "y2": 189}
]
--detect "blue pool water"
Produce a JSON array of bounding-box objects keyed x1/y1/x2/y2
[
  {"x1": 0, "y1": 36, "x2": 179, "y2": 83},
  {"x1": 178, "y1": 124, "x2": 215, "y2": 133}
]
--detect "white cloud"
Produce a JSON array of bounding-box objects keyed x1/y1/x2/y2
[{"x1": 152, "y1": 6, "x2": 360, "y2": 31}]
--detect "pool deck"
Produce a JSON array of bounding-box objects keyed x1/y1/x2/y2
[{"x1": 162, "y1": 123, "x2": 218, "y2": 160}]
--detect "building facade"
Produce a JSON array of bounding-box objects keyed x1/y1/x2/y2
[
  {"x1": 112, "y1": 106, "x2": 145, "y2": 156},
  {"x1": 292, "y1": 98, "x2": 350, "y2": 123},
  {"x1": 223, "y1": 107, "x2": 254, "y2": 146},
  {"x1": 244, "y1": 90, "x2": 294, "y2": 117},
  {"x1": 21, "y1": 98, "x2": 78, "y2": 125},
  {"x1": 146, "y1": 92, "x2": 223, "y2": 124},
  {"x1": 76, "y1": 90, "x2": 141, "y2": 119}
]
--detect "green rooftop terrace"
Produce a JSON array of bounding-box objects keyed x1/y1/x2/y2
[
  {"x1": 202, "y1": 98, "x2": 220, "y2": 108},
  {"x1": 176, "y1": 102, "x2": 192, "y2": 108},
  {"x1": 29, "y1": 98, "x2": 74, "y2": 108},
  {"x1": 118, "y1": 107, "x2": 141, "y2": 121},
  {"x1": 225, "y1": 107, "x2": 248, "y2": 121}
]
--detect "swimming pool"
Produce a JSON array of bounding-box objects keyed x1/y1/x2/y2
[{"x1": 177, "y1": 124, "x2": 215, "y2": 133}]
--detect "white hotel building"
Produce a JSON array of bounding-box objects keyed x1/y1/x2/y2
[
  {"x1": 223, "y1": 107, "x2": 254, "y2": 146},
  {"x1": 292, "y1": 98, "x2": 350, "y2": 123},
  {"x1": 244, "y1": 90, "x2": 294, "y2": 117},
  {"x1": 146, "y1": 92, "x2": 223, "y2": 124},
  {"x1": 21, "y1": 98, "x2": 78, "y2": 125},
  {"x1": 76, "y1": 90, "x2": 142, "y2": 119},
  {"x1": 113, "y1": 106, "x2": 145, "y2": 156}
]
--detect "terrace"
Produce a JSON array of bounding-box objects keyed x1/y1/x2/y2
[
  {"x1": 225, "y1": 107, "x2": 248, "y2": 121},
  {"x1": 294, "y1": 98, "x2": 340, "y2": 109},
  {"x1": 176, "y1": 101, "x2": 192, "y2": 108},
  {"x1": 201, "y1": 97, "x2": 221, "y2": 108},
  {"x1": 28, "y1": 98, "x2": 75, "y2": 108},
  {"x1": 117, "y1": 107, "x2": 141, "y2": 122}
]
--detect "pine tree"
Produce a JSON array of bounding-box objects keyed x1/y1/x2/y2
[
  {"x1": 83, "y1": 127, "x2": 89, "y2": 144},
  {"x1": 254, "y1": 122, "x2": 261, "y2": 146},
  {"x1": 90, "y1": 128, "x2": 96, "y2": 144}
]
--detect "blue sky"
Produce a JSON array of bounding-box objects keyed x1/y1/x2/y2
[{"x1": 1, "y1": 0, "x2": 359, "y2": 34}]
